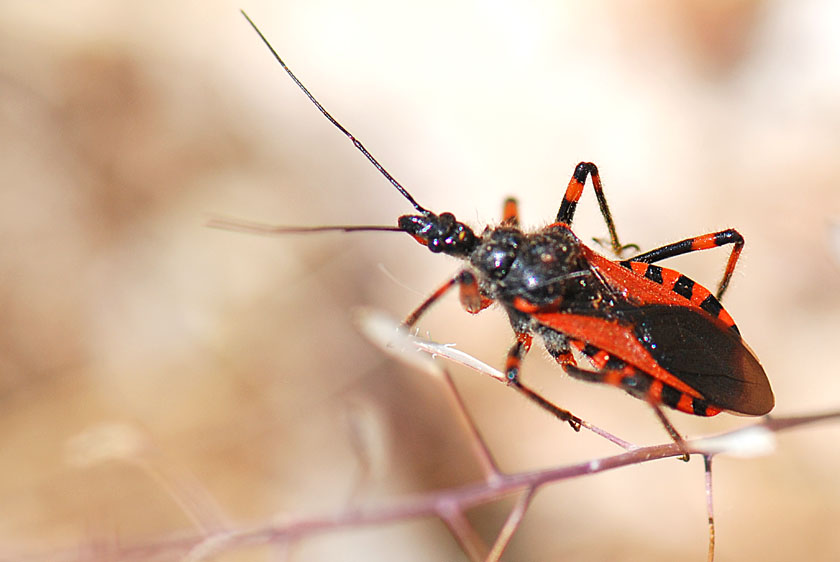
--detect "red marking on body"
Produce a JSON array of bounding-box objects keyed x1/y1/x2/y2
[
  {"x1": 512, "y1": 296, "x2": 563, "y2": 314},
  {"x1": 512, "y1": 296, "x2": 540, "y2": 313},
  {"x1": 581, "y1": 247, "x2": 689, "y2": 308},
  {"x1": 676, "y1": 393, "x2": 695, "y2": 414},
  {"x1": 533, "y1": 311, "x2": 702, "y2": 398},
  {"x1": 614, "y1": 252, "x2": 737, "y2": 328},
  {"x1": 627, "y1": 261, "x2": 649, "y2": 277},
  {"x1": 717, "y1": 309, "x2": 736, "y2": 328},
  {"x1": 659, "y1": 267, "x2": 682, "y2": 291},
  {"x1": 689, "y1": 284, "x2": 711, "y2": 307}
]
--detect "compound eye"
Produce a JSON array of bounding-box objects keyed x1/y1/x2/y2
[{"x1": 487, "y1": 244, "x2": 516, "y2": 279}]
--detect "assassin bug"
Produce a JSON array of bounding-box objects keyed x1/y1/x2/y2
[{"x1": 218, "y1": 12, "x2": 775, "y2": 447}]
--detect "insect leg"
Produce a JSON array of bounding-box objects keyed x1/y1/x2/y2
[
  {"x1": 506, "y1": 333, "x2": 582, "y2": 431},
  {"x1": 404, "y1": 271, "x2": 492, "y2": 327},
  {"x1": 556, "y1": 162, "x2": 625, "y2": 256},
  {"x1": 564, "y1": 362, "x2": 690, "y2": 459},
  {"x1": 650, "y1": 404, "x2": 691, "y2": 462},
  {"x1": 501, "y1": 197, "x2": 519, "y2": 226},
  {"x1": 504, "y1": 332, "x2": 532, "y2": 380},
  {"x1": 564, "y1": 355, "x2": 719, "y2": 417},
  {"x1": 543, "y1": 333, "x2": 575, "y2": 367},
  {"x1": 627, "y1": 229, "x2": 744, "y2": 300},
  {"x1": 403, "y1": 275, "x2": 459, "y2": 327},
  {"x1": 458, "y1": 271, "x2": 494, "y2": 314}
]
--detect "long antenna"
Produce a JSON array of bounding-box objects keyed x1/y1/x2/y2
[
  {"x1": 240, "y1": 10, "x2": 429, "y2": 215},
  {"x1": 207, "y1": 216, "x2": 404, "y2": 236}
]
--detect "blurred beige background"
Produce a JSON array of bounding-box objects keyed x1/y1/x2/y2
[{"x1": 2, "y1": 0, "x2": 840, "y2": 560}]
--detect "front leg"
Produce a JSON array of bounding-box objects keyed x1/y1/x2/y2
[
  {"x1": 457, "y1": 271, "x2": 494, "y2": 314},
  {"x1": 404, "y1": 271, "x2": 493, "y2": 327}
]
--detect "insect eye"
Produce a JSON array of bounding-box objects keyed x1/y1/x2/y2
[
  {"x1": 486, "y1": 244, "x2": 517, "y2": 279},
  {"x1": 471, "y1": 230, "x2": 521, "y2": 280}
]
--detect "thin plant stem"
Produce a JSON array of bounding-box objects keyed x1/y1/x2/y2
[
  {"x1": 439, "y1": 503, "x2": 488, "y2": 562},
  {"x1": 439, "y1": 368, "x2": 501, "y2": 481},
  {"x1": 704, "y1": 454, "x2": 716, "y2": 562},
  {"x1": 486, "y1": 486, "x2": 537, "y2": 562}
]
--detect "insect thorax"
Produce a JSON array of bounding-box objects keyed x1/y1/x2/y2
[{"x1": 470, "y1": 226, "x2": 608, "y2": 310}]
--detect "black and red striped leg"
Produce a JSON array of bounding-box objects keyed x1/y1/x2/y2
[
  {"x1": 504, "y1": 332, "x2": 532, "y2": 380},
  {"x1": 403, "y1": 275, "x2": 459, "y2": 327},
  {"x1": 564, "y1": 360, "x2": 691, "y2": 460},
  {"x1": 404, "y1": 271, "x2": 493, "y2": 327},
  {"x1": 501, "y1": 197, "x2": 519, "y2": 227},
  {"x1": 628, "y1": 229, "x2": 744, "y2": 300},
  {"x1": 506, "y1": 333, "x2": 582, "y2": 431},
  {"x1": 556, "y1": 162, "x2": 625, "y2": 256}
]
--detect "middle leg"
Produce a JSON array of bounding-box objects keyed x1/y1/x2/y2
[
  {"x1": 404, "y1": 271, "x2": 493, "y2": 327},
  {"x1": 505, "y1": 332, "x2": 582, "y2": 431}
]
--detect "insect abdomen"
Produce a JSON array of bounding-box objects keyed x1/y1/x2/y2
[{"x1": 571, "y1": 341, "x2": 720, "y2": 416}]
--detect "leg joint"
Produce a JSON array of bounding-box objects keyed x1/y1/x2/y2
[
  {"x1": 714, "y1": 229, "x2": 743, "y2": 246},
  {"x1": 573, "y1": 161, "x2": 598, "y2": 183}
]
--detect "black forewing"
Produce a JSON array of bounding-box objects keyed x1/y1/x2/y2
[{"x1": 621, "y1": 304, "x2": 774, "y2": 415}]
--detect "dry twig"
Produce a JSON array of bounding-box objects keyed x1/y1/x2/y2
[{"x1": 27, "y1": 310, "x2": 840, "y2": 562}]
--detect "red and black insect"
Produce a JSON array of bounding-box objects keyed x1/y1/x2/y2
[{"x1": 222, "y1": 12, "x2": 774, "y2": 443}]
